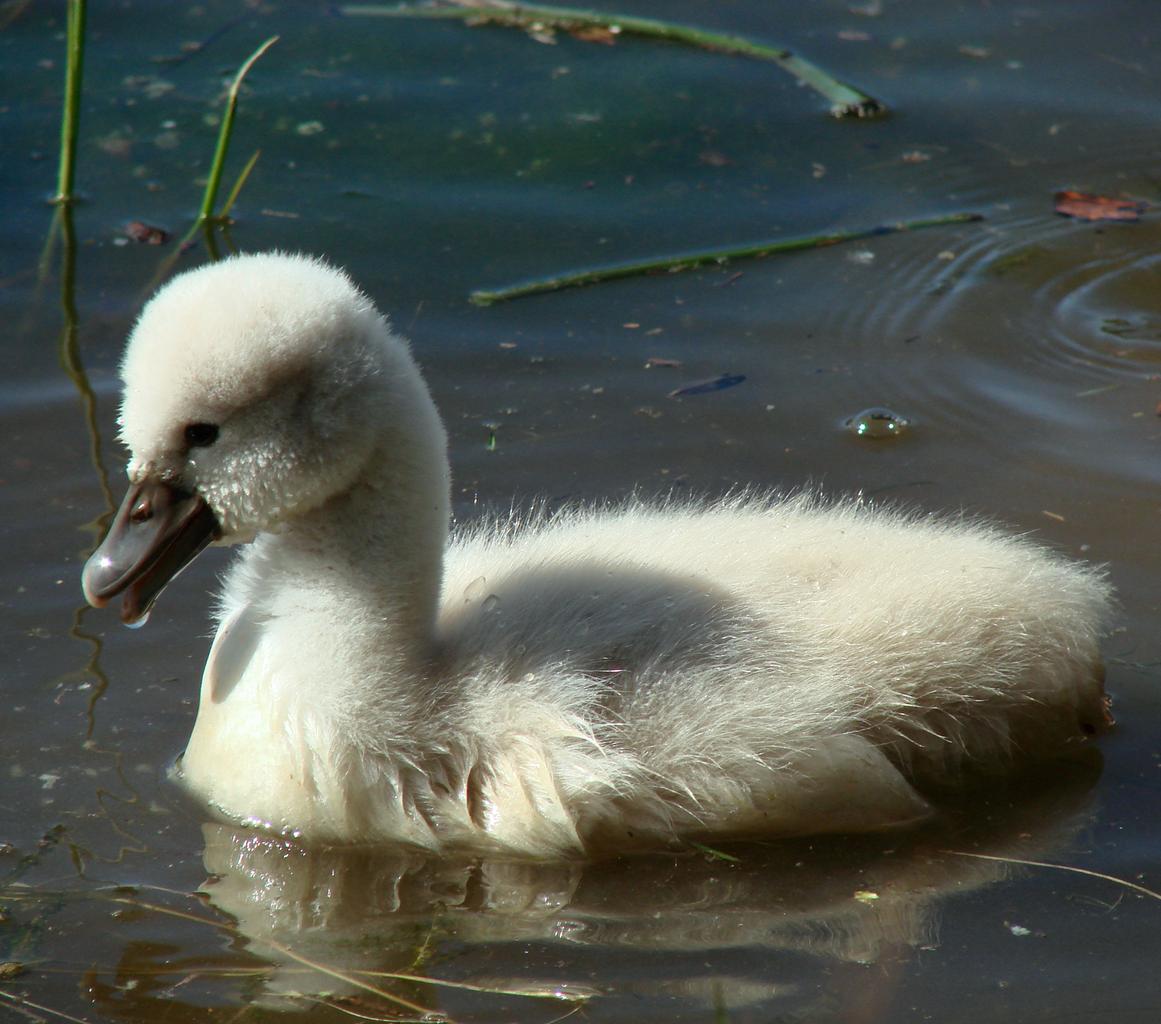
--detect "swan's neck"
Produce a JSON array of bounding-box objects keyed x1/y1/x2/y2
[
  {"x1": 277, "y1": 376, "x2": 453, "y2": 682},
  {"x1": 210, "y1": 357, "x2": 453, "y2": 705},
  {"x1": 268, "y1": 440, "x2": 449, "y2": 672}
]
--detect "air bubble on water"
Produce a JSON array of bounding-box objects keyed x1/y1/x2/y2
[{"x1": 844, "y1": 406, "x2": 912, "y2": 439}]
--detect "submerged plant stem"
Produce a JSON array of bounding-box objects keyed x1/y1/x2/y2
[
  {"x1": 470, "y1": 212, "x2": 984, "y2": 305},
  {"x1": 342, "y1": 1, "x2": 885, "y2": 117},
  {"x1": 198, "y1": 36, "x2": 278, "y2": 224},
  {"x1": 0, "y1": 989, "x2": 93, "y2": 1024},
  {"x1": 943, "y1": 849, "x2": 1161, "y2": 903},
  {"x1": 53, "y1": 0, "x2": 87, "y2": 204}
]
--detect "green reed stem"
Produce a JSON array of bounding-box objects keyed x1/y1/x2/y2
[
  {"x1": 217, "y1": 149, "x2": 262, "y2": 221},
  {"x1": 343, "y1": 1, "x2": 885, "y2": 117},
  {"x1": 53, "y1": 0, "x2": 87, "y2": 204},
  {"x1": 198, "y1": 36, "x2": 278, "y2": 224},
  {"x1": 470, "y1": 212, "x2": 984, "y2": 305}
]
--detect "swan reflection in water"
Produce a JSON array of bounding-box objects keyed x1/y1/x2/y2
[{"x1": 87, "y1": 757, "x2": 1094, "y2": 1020}]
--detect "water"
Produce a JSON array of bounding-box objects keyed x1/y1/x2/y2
[{"x1": 2, "y1": 2, "x2": 1159, "y2": 1021}]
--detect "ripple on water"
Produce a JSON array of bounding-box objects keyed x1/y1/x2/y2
[
  {"x1": 1034, "y1": 245, "x2": 1161, "y2": 378},
  {"x1": 816, "y1": 213, "x2": 1161, "y2": 487}
]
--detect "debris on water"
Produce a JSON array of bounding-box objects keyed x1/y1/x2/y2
[
  {"x1": 853, "y1": 889, "x2": 880, "y2": 903},
  {"x1": 669, "y1": 373, "x2": 746, "y2": 398},
  {"x1": 714, "y1": 271, "x2": 744, "y2": 287},
  {"x1": 1075, "y1": 383, "x2": 1120, "y2": 397},
  {"x1": 122, "y1": 74, "x2": 175, "y2": 100},
  {"x1": 569, "y1": 24, "x2": 620, "y2": 45},
  {"x1": 124, "y1": 220, "x2": 170, "y2": 245},
  {"x1": 845, "y1": 406, "x2": 912, "y2": 439},
  {"x1": 526, "y1": 23, "x2": 559, "y2": 46},
  {"x1": 644, "y1": 356, "x2": 682, "y2": 369},
  {"x1": 1054, "y1": 190, "x2": 1149, "y2": 222},
  {"x1": 986, "y1": 244, "x2": 1049, "y2": 276},
  {"x1": 97, "y1": 131, "x2": 133, "y2": 159},
  {"x1": 698, "y1": 149, "x2": 733, "y2": 167},
  {"x1": 1006, "y1": 922, "x2": 1033, "y2": 937}
]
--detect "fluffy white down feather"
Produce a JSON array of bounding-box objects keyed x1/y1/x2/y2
[{"x1": 99, "y1": 252, "x2": 1113, "y2": 856}]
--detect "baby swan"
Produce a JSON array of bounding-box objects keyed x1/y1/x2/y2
[{"x1": 83, "y1": 253, "x2": 1113, "y2": 857}]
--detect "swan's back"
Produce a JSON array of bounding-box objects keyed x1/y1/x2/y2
[{"x1": 435, "y1": 494, "x2": 1110, "y2": 842}]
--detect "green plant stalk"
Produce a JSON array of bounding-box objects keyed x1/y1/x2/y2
[
  {"x1": 470, "y1": 212, "x2": 984, "y2": 305},
  {"x1": 342, "y1": 2, "x2": 885, "y2": 117},
  {"x1": 54, "y1": 0, "x2": 88, "y2": 204},
  {"x1": 198, "y1": 36, "x2": 279, "y2": 224},
  {"x1": 167, "y1": 152, "x2": 255, "y2": 273},
  {"x1": 217, "y1": 148, "x2": 262, "y2": 221},
  {"x1": 202, "y1": 221, "x2": 224, "y2": 262},
  {"x1": 688, "y1": 840, "x2": 742, "y2": 863},
  {"x1": 172, "y1": 150, "x2": 256, "y2": 266}
]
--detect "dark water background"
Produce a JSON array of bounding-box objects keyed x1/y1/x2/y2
[{"x1": 2, "y1": 1, "x2": 1159, "y2": 1021}]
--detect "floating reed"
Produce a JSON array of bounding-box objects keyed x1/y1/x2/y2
[
  {"x1": 343, "y1": 1, "x2": 886, "y2": 118},
  {"x1": 470, "y1": 212, "x2": 985, "y2": 304}
]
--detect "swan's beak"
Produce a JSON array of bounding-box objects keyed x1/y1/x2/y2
[{"x1": 82, "y1": 478, "x2": 221, "y2": 625}]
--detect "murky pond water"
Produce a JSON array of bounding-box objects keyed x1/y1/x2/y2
[{"x1": 2, "y1": 1, "x2": 1159, "y2": 1021}]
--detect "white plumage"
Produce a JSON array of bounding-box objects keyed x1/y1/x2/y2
[{"x1": 83, "y1": 252, "x2": 1114, "y2": 857}]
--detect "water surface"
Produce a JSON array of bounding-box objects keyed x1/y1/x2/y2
[{"x1": 2, "y1": 2, "x2": 1159, "y2": 1021}]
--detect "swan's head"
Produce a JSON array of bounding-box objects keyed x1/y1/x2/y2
[{"x1": 82, "y1": 252, "x2": 433, "y2": 624}]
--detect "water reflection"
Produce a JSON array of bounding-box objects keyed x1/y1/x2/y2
[{"x1": 80, "y1": 759, "x2": 1101, "y2": 1020}]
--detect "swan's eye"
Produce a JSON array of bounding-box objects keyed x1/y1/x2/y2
[{"x1": 184, "y1": 422, "x2": 220, "y2": 449}]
